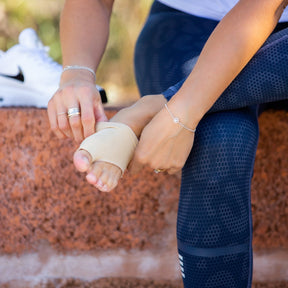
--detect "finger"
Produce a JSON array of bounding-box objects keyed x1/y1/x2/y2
[
  {"x1": 57, "y1": 104, "x2": 73, "y2": 138},
  {"x1": 94, "y1": 97, "x2": 108, "y2": 122},
  {"x1": 68, "y1": 106, "x2": 84, "y2": 142},
  {"x1": 52, "y1": 90, "x2": 74, "y2": 138},
  {"x1": 167, "y1": 167, "x2": 182, "y2": 175},
  {"x1": 127, "y1": 156, "x2": 143, "y2": 174},
  {"x1": 80, "y1": 97, "x2": 96, "y2": 138},
  {"x1": 57, "y1": 113, "x2": 72, "y2": 138},
  {"x1": 47, "y1": 100, "x2": 66, "y2": 139},
  {"x1": 128, "y1": 134, "x2": 159, "y2": 174}
]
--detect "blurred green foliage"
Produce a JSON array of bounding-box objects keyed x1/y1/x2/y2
[
  {"x1": 0, "y1": 0, "x2": 63, "y2": 60},
  {"x1": 0, "y1": 0, "x2": 153, "y2": 102}
]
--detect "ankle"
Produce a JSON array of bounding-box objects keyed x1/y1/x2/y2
[
  {"x1": 137, "y1": 94, "x2": 167, "y2": 117},
  {"x1": 110, "y1": 94, "x2": 166, "y2": 137}
]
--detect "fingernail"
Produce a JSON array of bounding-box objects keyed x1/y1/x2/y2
[
  {"x1": 102, "y1": 185, "x2": 108, "y2": 192},
  {"x1": 86, "y1": 174, "x2": 97, "y2": 184}
]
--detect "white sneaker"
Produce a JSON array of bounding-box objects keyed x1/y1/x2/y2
[{"x1": 0, "y1": 28, "x2": 107, "y2": 108}]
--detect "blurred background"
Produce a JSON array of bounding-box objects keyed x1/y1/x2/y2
[{"x1": 0, "y1": 0, "x2": 153, "y2": 104}]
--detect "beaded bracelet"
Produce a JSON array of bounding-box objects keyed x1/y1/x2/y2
[
  {"x1": 63, "y1": 65, "x2": 96, "y2": 81},
  {"x1": 164, "y1": 104, "x2": 196, "y2": 133}
]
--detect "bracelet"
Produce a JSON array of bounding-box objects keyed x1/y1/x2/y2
[
  {"x1": 62, "y1": 65, "x2": 96, "y2": 81},
  {"x1": 164, "y1": 104, "x2": 196, "y2": 133}
]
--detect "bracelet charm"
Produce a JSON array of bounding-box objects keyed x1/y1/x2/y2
[{"x1": 164, "y1": 104, "x2": 196, "y2": 133}]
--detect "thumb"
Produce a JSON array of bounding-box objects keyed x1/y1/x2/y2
[
  {"x1": 94, "y1": 102, "x2": 108, "y2": 122},
  {"x1": 127, "y1": 153, "x2": 142, "y2": 174}
]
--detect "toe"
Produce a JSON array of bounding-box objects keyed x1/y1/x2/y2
[
  {"x1": 73, "y1": 149, "x2": 92, "y2": 172},
  {"x1": 92, "y1": 162, "x2": 122, "y2": 192},
  {"x1": 86, "y1": 162, "x2": 102, "y2": 185},
  {"x1": 102, "y1": 164, "x2": 122, "y2": 192}
]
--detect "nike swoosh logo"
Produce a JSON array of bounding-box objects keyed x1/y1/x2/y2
[{"x1": 0, "y1": 67, "x2": 24, "y2": 82}]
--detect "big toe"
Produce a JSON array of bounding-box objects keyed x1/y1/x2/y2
[{"x1": 73, "y1": 149, "x2": 92, "y2": 172}]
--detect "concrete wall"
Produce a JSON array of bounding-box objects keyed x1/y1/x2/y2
[{"x1": 0, "y1": 107, "x2": 287, "y2": 287}]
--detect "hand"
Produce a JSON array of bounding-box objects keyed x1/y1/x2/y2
[
  {"x1": 130, "y1": 101, "x2": 197, "y2": 175},
  {"x1": 47, "y1": 70, "x2": 107, "y2": 143}
]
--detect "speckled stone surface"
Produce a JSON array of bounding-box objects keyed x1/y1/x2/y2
[
  {"x1": 1, "y1": 278, "x2": 288, "y2": 288},
  {"x1": 251, "y1": 109, "x2": 288, "y2": 249},
  {"x1": 0, "y1": 108, "x2": 179, "y2": 254},
  {"x1": 0, "y1": 107, "x2": 287, "y2": 255}
]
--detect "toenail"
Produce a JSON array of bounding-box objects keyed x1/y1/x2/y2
[
  {"x1": 80, "y1": 155, "x2": 90, "y2": 165},
  {"x1": 96, "y1": 179, "x2": 104, "y2": 187},
  {"x1": 102, "y1": 185, "x2": 108, "y2": 191}
]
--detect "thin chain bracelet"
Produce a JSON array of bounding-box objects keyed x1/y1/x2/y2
[
  {"x1": 164, "y1": 104, "x2": 196, "y2": 133},
  {"x1": 63, "y1": 65, "x2": 96, "y2": 81}
]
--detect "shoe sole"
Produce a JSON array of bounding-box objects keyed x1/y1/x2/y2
[
  {"x1": 0, "y1": 80, "x2": 108, "y2": 107},
  {"x1": 0, "y1": 85, "x2": 51, "y2": 108}
]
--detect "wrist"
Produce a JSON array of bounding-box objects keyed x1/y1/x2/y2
[
  {"x1": 60, "y1": 68, "x2": 96, "y2": 85},
  {"x1": 63, "y1": 65, "x2": 96, "y2": 80},
  {"x1": 168, "y1": 92, "x2": 205, "y2": 131}
]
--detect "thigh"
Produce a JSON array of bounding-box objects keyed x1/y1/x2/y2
[{"x1": 134, "y1": 1, "x2": 218, "y2": 96}]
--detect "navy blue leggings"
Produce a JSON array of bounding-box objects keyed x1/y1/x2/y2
[{"x1": 134, "y1": 1, "x2": 288, "y2": 287}]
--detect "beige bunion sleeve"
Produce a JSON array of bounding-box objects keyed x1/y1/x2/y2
[{"x1": 79, "y1": 122, "x2": 138, "y2": 175}]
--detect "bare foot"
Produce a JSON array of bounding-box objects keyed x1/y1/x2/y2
[{"x1": 73, "y1": 94, "x2": 167, "y2": 192}]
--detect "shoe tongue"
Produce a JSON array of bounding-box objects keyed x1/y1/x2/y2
[{"x1": 18, "y1": 28, "x2": 45, "y2": 49}]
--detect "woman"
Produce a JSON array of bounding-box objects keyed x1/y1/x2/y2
[{"x1": 48, "y1": 0, "x2": 288, "y2": 287}]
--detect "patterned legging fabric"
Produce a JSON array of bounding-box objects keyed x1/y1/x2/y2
[{"x1": 134, "y1": 1, "x2": 288, "y2": 288}]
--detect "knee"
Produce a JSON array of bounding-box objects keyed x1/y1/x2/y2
[{"x1": 185, "y1": 110, "x2": 259, "y2": 175}]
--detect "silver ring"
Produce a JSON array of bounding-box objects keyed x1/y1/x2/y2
[
  {"x1": 57, "y1": 112, "x2": 67, "y2": 116},
  {"x1": 67, "y1": 107, "x2": 81, "y2": 118},
  {"x1": 154, "y1": 169, "x2": 165, "y2": 174}
]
